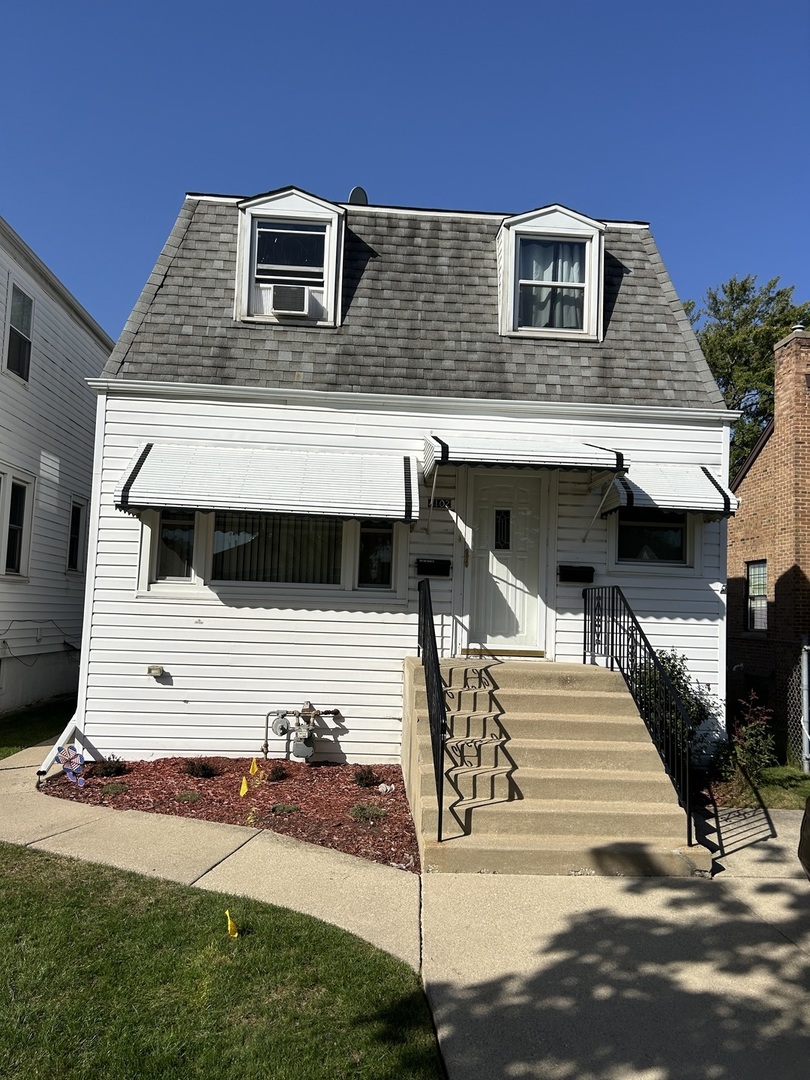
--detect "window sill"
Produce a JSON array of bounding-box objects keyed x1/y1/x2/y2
[
  {"x1": 1, "y1": 366, "x2": 31, "y2": 387},
  {"x1": 608, "y1": 561, "x2": 698, "y2": 578},
  {"x1": 0, "y1": 574, "x2": 30, "y2": 584},
  {"x1": 237, "y1": 313, "x2": 336, "y2": 329},
  {"x1": 504, "y1": 327, "x2": 600, "y2": 342}
]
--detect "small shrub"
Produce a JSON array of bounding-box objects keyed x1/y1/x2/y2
[
  {"x1": 176, "y1": 791, "x2": 201, "y2": 804},
  {"x1": 350, "y1": 803, "x2": 387, "y2": 824},
  {"x1": 102, "y1": 782, "x2": 128, "y2": 797},
  {"x1": 722, "y1": 692, "x2": 777, "y2": 788},
  {"x1": 93, "y1": 755, "x2": 128, "y2": 778},
  {"x1": 354, "y1": 765, "x2": 382, "y2": 788},
  {"x1": 270, "y1": 803, "x2": 299, "y2": 815},
  {"x1": 183, "y1": 759, "x2": 220, "y2": 779},
  {"x1": 268, "y1": 764, "x2": 287, "y2": 782}
]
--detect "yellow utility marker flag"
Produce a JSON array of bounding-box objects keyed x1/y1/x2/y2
[
  {"x1": 239, "y1": 776, "x2": 249, "y2": 797},
  {"x1": 249, "y1": 758, "x2": 258, "y2": 776},
  {"x1": 225, "y1": 909, "x2": 239, "y2": 938}
]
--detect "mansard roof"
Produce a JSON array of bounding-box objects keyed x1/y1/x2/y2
[{"x1": 104, "y1": 191, "x2": 726, "y2": 410}]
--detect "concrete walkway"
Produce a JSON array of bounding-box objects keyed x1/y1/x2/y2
[{"x1": 3, "y1": 746, "x2": 809, "y2": 1079}]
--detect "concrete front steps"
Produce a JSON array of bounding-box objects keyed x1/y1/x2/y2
[{"x1": 402, "y1": 657, "x2": 710, "y2": 877}]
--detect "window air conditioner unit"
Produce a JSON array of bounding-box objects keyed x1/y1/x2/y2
[{"x1": 271, "y1": 285, "x2": 309, "y2": 316}]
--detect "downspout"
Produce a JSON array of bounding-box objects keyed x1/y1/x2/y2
[{"x1": 802, "y1": 641, "x2": 810, "y2": 773}]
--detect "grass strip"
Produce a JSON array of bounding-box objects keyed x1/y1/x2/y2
[
  {"x1": 0, "y1": 697, "x2": 75, "y2": 760},
  {"x1": 0, "y1": 843, "x2": 442, "y2": 1079}
]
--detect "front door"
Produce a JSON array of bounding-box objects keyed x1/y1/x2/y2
[{"x1": 468, "y1": 471, "x2": 545, "y2": 652}]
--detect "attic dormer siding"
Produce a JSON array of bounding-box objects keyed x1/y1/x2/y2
[{"x1": 103, "y1": 198, "x2": 725, "y2": 411}]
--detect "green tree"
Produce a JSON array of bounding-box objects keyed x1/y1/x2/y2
[{"x1": 688, "y1": 276, "x2": 810, "y2": 477}]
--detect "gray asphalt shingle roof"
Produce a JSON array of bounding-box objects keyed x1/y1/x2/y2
[{"x1": 104, "y1": 194, "x2": 725, "y2": 410}]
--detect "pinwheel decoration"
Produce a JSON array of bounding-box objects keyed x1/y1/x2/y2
[{"x1": 56, "y1": 744, "x2": 86, "y2": 788}]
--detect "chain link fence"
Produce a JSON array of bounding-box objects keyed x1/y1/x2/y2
[{"x1": 785, "y1": 649, "x2": 804, "y2": 767}]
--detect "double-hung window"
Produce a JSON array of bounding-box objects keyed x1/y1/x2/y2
[
  {"x1": 746, "y1": 560, "x2": 767, "y2": 630},
  {"x1": 518, "y1": 238, "x2": 586, "y2": 331},
  {"x1": 66, "y1": 498, "x2": 87, "y2": 572},
  {"x1": 0, "y1": 465, "x2": 35, "y2": 578},
  {"x1": 6, "y1": 284, "x2": 34, "y2": 381}
]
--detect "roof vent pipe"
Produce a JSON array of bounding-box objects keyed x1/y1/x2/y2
[{"x1": 792, "y1": 322, "x2": 806, "y2": 333}]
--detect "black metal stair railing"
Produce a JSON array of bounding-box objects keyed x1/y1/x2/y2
[
  {"x1": 417, "y1": 578, "x2": 448, "y2": 843},
  {"x1": 583, "y1": 585, "x2": 695, "y2": 846}
]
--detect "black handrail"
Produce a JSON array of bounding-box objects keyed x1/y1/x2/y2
[
  {"x1": 583, "y1": 585, "x2": 694, "y2": 847},
  {"x1": 417, "y1": 578, "x2": 448, "y2": 843}
]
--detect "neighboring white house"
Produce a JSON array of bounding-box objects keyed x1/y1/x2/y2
[
  {"x1": 0, "y1": 216, "x2": 113, "y2": 712},
  {"x1": 75, "y1": 186, "x2": 736, "y2": 763}
]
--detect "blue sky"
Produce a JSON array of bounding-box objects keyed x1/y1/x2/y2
[{"x1": 2, "y1": 0, "x2": 808, "y2": 339}]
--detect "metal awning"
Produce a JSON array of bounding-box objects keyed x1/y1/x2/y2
[
  {"x1": 115, "y1": 443, "x2": 419, "y2": 522},
  {"x1": 601, "y1": 464, "x2": 738, "y2": 517},
  {"x1": 423, "y1": 434, "x2": 623, "y2": 477}
]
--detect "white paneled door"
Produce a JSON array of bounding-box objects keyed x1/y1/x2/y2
[{"x1": 468, "y1": 471, "x2": 545, "y2": 652}]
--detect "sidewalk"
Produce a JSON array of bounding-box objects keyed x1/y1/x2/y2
[
  {"x1": 3, "y1": 746, "x2": 809, "y2": 1079},
  {"x1": 0, "y1": 746, "x2": 420, "y2": 971}
]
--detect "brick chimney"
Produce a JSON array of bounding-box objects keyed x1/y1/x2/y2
[{"x1": 773, "y1": 327, "x2": 810, "y2": 637}]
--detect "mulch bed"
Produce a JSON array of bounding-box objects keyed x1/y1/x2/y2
[{"x1": 42, "y1": 757, "x2": 420, "y2": 873}]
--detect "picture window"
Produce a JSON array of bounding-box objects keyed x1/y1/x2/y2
[{"x1": 616, "y1": 508, "x2": 687, "y2": 564}]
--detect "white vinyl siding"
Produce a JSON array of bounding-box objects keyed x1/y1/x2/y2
[
  {"x1": 0, "y1": 236, "x2": 110, "y2": 709},
  {"x1": 80, "y1": 389, "x2": 730, "y2": 762}
]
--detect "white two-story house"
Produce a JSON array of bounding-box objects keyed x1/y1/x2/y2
[{"x1": 1, "y1": 216, "x2": 113, "y2": 711}]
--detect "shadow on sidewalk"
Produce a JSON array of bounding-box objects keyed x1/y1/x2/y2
[{"x1": 426, "y1": 877, "x2": 810, "y2": 1080}]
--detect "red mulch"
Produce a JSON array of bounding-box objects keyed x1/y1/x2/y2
[{"x1": 42, "y1": 757, "x2": 420, "y2": 873}]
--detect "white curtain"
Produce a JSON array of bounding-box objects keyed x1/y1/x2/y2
[{"x1": 519, "y1": 239, "x2": 585, "y2": 329}]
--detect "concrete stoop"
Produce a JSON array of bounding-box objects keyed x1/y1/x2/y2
[{"x1": 402, "y1": 657, "x2": 711, "y2": 877}]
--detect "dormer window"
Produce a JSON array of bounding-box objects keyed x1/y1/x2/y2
[
  {"x1": 236, "y1": 188, "x2": 344, "y2": 326},
  {"x1": 499, "y1": 205, "x2": 604, "y2": 340},
  {"x1": 518, "y1": 238, "x2": 586, "y2": 331}
]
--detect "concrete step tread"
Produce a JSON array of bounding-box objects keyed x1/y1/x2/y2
[
  {"x1": 432, "y1": 797, "x2": 683, "y2": 815},
  {"x1": 435, "y1": 763, "x2": 671, "y2": 784},
  {"x1": 433, "y1": 710, "x2": 644, "y2": 724},
  {"x1": 423, "y1": 832, "x2": 697, "y2": 852}
]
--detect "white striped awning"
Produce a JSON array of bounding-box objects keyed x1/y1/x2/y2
[
  {"x1": 601, "y1": 464, "x2": 738, "y2": 517},
  {"x1": 115, "y1": 443, "x2": 419, "y2": 522},
  {"x1": 423, "y1": 434, "x2": 623, "y2": 477}
]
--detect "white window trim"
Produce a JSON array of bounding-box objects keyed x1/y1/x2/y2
[
  {"x1": 137, "y1": 511, "x2": 408, "y2": 603},
  {"x1": 3, "y1": 276, "x2": 35, "y2": 385},
  {"x1": 498, "y1": 208, "x2": 604, "y2": 341},
  {"x1": 607, "y1": 510, "x2": 702, "y2": 577},
  {"x1": 66, "y1": 495, "x2": 88, "y2": 574},
  {"x1": 234, "y1": 194, "x2": 345, "y2": 328},
  {"x1": 0, "y1": 462, "x2": 36, "y2": 581}
]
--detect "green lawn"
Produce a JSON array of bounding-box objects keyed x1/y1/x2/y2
[
  {"x1": 0, "y1": 843, "x2": 442, "y2": 1080},
  {"x1": 749, "y1": 765, "x2": 810, "y2": 809},
  {"x1": 0, "y1": 696, "x2": 75, "y2": 760},
  {"x1": 711, "y1": 764, "x2": 810, "y2": 810}
]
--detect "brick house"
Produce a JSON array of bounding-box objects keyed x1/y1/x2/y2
[{"x1": 727, "y1": 328, "x2": 810, "y2": 762}]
